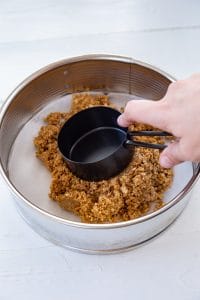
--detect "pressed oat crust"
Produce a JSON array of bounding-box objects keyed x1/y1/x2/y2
[{"x1": 34, "y1": 94, "x2": 173, "y2": 223}]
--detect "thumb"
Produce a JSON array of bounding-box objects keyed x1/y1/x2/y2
[
  {"x1": 118, "y1": 99, "x2": 169, "y2": 131},
  {"x1": 159, "y1": 141, "x2": 183, "y2": 168}
]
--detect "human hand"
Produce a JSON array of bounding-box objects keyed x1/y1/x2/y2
[{"x1": 117, "y1": 74, "x2": 200, "y2": 168}]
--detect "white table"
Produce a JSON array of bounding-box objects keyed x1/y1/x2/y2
[{"x1": 1, "y1": 1, "x2": 200, "y2": 299}]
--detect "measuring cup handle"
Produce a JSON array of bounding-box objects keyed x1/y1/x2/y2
[
  {"x1": 125, "y1": 139, "x2": 167, "y2": 150},
  {"x1": 128, "y1": 130, "x2": 173, "y2": 137}
]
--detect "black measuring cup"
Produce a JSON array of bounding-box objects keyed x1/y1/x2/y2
[{"x1": 58, "y1": 106, "x2": 171, "y2": 181}]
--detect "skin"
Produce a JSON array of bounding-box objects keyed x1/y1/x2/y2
[{"x1": 117, "y1": 74, "x2": 200, "y2": 168}]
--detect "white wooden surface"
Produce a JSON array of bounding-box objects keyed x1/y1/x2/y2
[{"x1": 1, "y1": 1, "x2": 200, "y2": 299}]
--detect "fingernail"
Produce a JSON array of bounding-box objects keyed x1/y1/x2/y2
[
  {"x1": 117, "y1": 115, "x2": 123, "y2": 126},
  {"x1": 160, "y1": 156, "x2": 173, "y2": 168}
]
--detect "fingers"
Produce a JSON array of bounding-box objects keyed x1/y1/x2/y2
[
  {"x1": 118, "y1": 99, "x2": 188, "y2": 169},
  {"x1": 159, "y1": 141, "x2": 184, "y2": 168},
  {"x1": 117, "y1": 99, "x2": 169, "y2": 131}
]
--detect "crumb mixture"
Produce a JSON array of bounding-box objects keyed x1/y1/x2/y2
[{"x1": 34, "y1": 93, "x2": 173, "y2": 223}]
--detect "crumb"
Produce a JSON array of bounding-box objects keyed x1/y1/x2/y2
[{"x1": 34, "y1": 93, "x2": 173, "y2": 223}]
